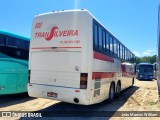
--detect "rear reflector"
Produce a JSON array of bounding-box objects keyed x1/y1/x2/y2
[
  {"x1": 80, "y1": 73, "x2": 88, "y2": 89},
  {"x1": 75, "y1": 90, "x2": 80, "y2": 92}
]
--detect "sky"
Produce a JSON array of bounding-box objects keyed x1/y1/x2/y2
[{"x1": 0, "y1": 0, "x2": 159, "y2": 57}]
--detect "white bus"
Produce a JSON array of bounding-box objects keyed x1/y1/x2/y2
[{"x1": 28, "y1": 9, "x2": 136, "y2": 105}]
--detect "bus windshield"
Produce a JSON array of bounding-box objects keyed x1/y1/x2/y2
[{"x1": 139, "y1": 65, "x2": 153, "y2": 75}]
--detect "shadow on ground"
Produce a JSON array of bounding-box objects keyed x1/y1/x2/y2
[
  {"x1": 0, "y1": 92, "x2": 35, "y2": 108},
  {"x1": 21, "y1": 86, "x2": 139, "y2": 120}
]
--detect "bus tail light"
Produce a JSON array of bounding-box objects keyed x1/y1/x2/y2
[
  {"x1": 80, "y1": 73, "x2": 88, "y2": 89},
  {"x1": 28, "y1": 70, "x2": 31, "y2": 83}
]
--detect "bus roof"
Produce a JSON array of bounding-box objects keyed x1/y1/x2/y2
[
  {"x1": 35, "y1": 9, "x2": 89, "y2": 17},
  {"x1": 0, "y1": 29, "x2": 30, "y2": 41},
  {"x1": 139, "y1": 62, "x2": 152, "y2": 65},
  {"x1": 35, "y1": 9, "x2": 135, "y2": 57}
]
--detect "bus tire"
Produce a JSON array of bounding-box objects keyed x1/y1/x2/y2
[
  {"x1": 108, "y1": 82, "x2": 115, "y2": 103},
  {"x1": 116, "y1": 81, "x2": 121, "y2": 97},
  {"x1": 132, "y1": 78, "x2": 134, "y2": 86}
]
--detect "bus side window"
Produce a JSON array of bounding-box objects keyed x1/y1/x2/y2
[
  {"x1": 117, "y1": 41, "x2": 120, "y2": 59},
  {"x1": 102, "y1": 30, "x2": 106, "y2": 52},
  {"x1": 25, "y1": 41, "x2": 30, "y2": 50},
  {"x1": 123, "y1": 47, "x2": 125, "y2": 60},
  {"x1": 120, "y1": 44, "x2": 123, "y2": 59},
  {"x1": 114, "y1": 38, "x2": 117, "y2": 58},
  {"x1": 7, "y1": 36, "x2": 16, "y2": 47},
  {"x1": 126, "y1": 49, "x2": 128, "y2": 61},
  {"x1": 93, "y1": 23, "x2": 98, "y2": 49},
  {"x1": 129, "y1": 51, "x2": 132, "y2": 62},
  {"x1": 109, "y1": 36, "x2": 114, "y2": 56},
  {"x1": 98, "y1": 26, "x2": 102, "y2": 51},
  {"x1": 0, "y1": 34, "x2": 6, "y2": 45},
  {"x1": 106, "y1": 33, "x2": 110, "y2": 54},
  {"x1": 16, "y1": 39, "x2": 25, "y2": 49}
]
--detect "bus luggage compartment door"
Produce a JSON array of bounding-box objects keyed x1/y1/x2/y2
[{"x1": 30, "y1": 51, "x2": 81, "y2": 88}]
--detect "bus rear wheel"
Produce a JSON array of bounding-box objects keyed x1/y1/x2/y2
[
  {"x1": 116, "y1": 81, "x2": 121, "y2": 97},
  {"x1": 108, "y1": 82, "x2": 115, "y2": 103},
  {"x1": 132, "y1": 78, "x2": 134, "y2": 86}
]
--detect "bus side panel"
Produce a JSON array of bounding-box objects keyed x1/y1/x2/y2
[
  {"x1": 90, "y1": 57, "x2": 119, "y2": 103},
  {"x1": 16, "y1": 73, "x2": 28, "y2": 93},
  {"x1": 0, "y1": 74, "x2": 17, "y2": 94}
]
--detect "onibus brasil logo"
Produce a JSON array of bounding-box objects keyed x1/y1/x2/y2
[{"x1": 34, "y1": 24, "x2": 79, "y2": 41}]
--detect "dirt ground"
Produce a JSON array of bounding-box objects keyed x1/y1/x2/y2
[{"x1": 0, "y1": 79, "x2": 160, "y2": 120}]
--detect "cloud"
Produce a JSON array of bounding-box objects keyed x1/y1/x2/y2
[
  {"x1": 133, "y1": 51, "x2": 141, "y2": 57},
  {"x1": 142, "y1": 51, "x2": 151, "y2": 56},
  {"x1": 133, "y1": 49, "x2": 156, "y2": 57},
  {"x1": 142, "y1": 49, "x2": 156, "y2": 56}
]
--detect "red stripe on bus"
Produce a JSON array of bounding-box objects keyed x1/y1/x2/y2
[
  {"x1": 93, "y1": 51, "x2": 114, "y2": 63},
  {"x1": 92, "y1": 72, "x2": 116, "y2": 80},
  {"x1": 31, "y1": 47, "x2": 81, "y2": 49},
  {"x1": 31, "y1": 47, "x2": 53, "y2": 49},
  {"x1": 58, "y1": 47, "x2": 81, "y2": 48}
]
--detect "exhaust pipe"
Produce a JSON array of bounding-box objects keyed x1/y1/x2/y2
[{"x1": 73, "y1": 98, "x2": 79, "y2": 103}]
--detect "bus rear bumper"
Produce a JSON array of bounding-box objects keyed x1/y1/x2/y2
[{"x1": 28, "y1": 83, "x2": 90, "y2": 105}]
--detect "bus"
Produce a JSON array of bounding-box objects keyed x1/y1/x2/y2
[
  {"x1": 28, "y1": 9, "x2": 136, "y2": 105},
  {"x1": 136, "y1": 63, "x2": 153, "y2": 80},
  {"x1": 0, "y1": 30, "x2": 29, "y2": 95},
  {"x1": 157, "y1": 5, "x2": 160, "y2": 99}
]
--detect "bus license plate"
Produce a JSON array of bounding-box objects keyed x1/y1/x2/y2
[{"x1": 47, "y1": 92, "x2": 57, "y2": 98}]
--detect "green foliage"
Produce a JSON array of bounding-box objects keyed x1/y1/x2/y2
[{"x1": 135, "y1": 55, "x2": 156, "y2": 64}]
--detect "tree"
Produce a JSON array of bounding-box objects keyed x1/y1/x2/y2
[{"x1": 135, "y1": 55, "x2": 156, "y2": 64}]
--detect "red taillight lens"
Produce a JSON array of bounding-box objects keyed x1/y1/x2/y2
[
  {"x1": 28, "y1": 70, "x2": 31, "y2": 83},
  {"x1": 80, "y1": 73, "x2": 88, "y2": 89}
]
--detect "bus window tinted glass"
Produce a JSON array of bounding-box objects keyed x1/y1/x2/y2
[
  {"x1": 7, "y1": 36, "x2": 16, "y2": 47},
  {"x1": 117, "y1": 42, "x2": 120, "y2": 58},
  {"x1": 25, "y1": 42, "x2": 29, "y2": 50},
  {"x1": 122, "y1": 46, "x2": 125, "y2": 60},
  {"x1": 16, "y1": 39, "x2": 25, "y2": 49},
  {"x1": 0, "y1": 34, "x2": 5, "y2": 45},
  {"x1": 110, "y1": 36, "x2": 113, "y2": 55},
  {"x1": 102, "y1": 31, "x2": 106, "y2": 51},
  {"x1": 114, "y1": 39, "x2": 117, "y2": 56},
  {"x1": 106, "y1": 33, "x2": 109, "y2": 52},
  {"x1": 120, "y1": 44, "x2": 123, "y2": 59},
  {"x1": 94, "y1": 24, "x2": 98, "y2": 48},
  {"x1": 99, "y1": 27, "x2": 102, "y2": 50}
]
